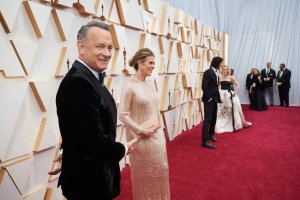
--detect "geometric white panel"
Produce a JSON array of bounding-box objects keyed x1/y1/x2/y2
[
  {"x1": 0, "y1": 169, "x2": 22, "y2": 200},
  {"x1": 23, "y1": 187, "x2": 50, "y2": 200},
  {"x1": 51, "y1": 9, "x2": 75, "y2": 41},
  {"x1": 0, "y1": 27, "x2": 26, "y2": 77},
  {"x1": 22, "y1": 148, "x2": 56, "y2": 197},
  {"x1": 55, "y1": 47, "x2": 71, "y2": 77},
  {"x1": 167, "y1": 41, "x2": 179, "y2": 73},
  {"x1": 0, "y1": 82, "x2": 28, "y2": 161},
  {"x1": 47, "y1": 179, "x2": 63, "y2": 200},
  {"x1": 23, "y1": 1, "x2": 51, "y2": 38},
  {"x1": 32, "y1": 81, "x2": 60, "y2": 112},
  {"x1": 5, "y1": 158, "x2": 34, "y2": 195},
  {"x1": 34, "y1": 118, "x2": 58, "y2": 152},
  {"x1": 0, "y1": 0, "x2": 22, "y2": 33},
  {"x1": 11, "y1": 40, "x2": 38, "y2": 75},
  {"x1": 161, "y1": 109, "x2": 177, "y2": 141},
  {"x1": 110, "y1": 24, "x2": 126, "y2": 50},
  {"x1": 115, "y1": 0, "x2": 144, "y2": 30},
  {"x1": 109, "y1": 0, "x2": 121, "y2": 24},
  {"x1": 6, "y1": 148, "x2": 56, "y2": 197},
  {"x1": 95, "y1": 0, "x2": 113, "y2": 20}
]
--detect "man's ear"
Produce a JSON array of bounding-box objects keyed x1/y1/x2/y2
[{"x1": 77, "y1": 40, "x2": 85, "y2": 55}]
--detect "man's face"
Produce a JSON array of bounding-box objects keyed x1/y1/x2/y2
[
  {"x1": 217, "y1": 61, "x2": 224, "y2": 69},
  {"x1": 78, "y1": 27, "x2": 113, "y2": 72},
  {"x1": 267, "y1": 62, "x2": 271, "y2": 68},
  {"x1": 279, "y1": 64, "x2": 284, "y2": 71}
]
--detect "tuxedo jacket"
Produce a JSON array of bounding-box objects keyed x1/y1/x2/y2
[
  {"x1": 276, "y1": 68, "x2": 291, "y2": 89},
  {"x1": 246, "y1": 73, "x2": 253, "y2": 90},
  {"x1": 56, "y1": 60, "x2": 125, "y2": 199},
  {"x1": 202, "y1": 67, "x2": 221, "y2": 103},
  {"x1": 261, "y1": 68, "x2": 276, "y2": 88}
]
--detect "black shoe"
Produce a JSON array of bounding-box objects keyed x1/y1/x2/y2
[
  {"x1": 202, "y1": 142, "x2": 216, "y2": 149},
  {"x1": 209, "y1": 136, "x2": 218, "y2": 142}
]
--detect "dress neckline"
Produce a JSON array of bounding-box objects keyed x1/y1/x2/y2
[{"x1": 132, "y1": 76, "x2": 146, "y2": 83}]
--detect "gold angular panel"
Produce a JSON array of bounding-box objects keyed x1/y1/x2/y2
[
  {"x1": 159, "y1": 2, "x2": 169, "y2": 36},
  {"x1": 51, "y1": 9, "x2": 75, "y2": 41},
  {"x1": 23, "y1": 1, "x2": 51, "y2": 38},
  {"x1": 0, "y1": 0, "x2": 21, "y2": 33},
  {"x1": 55, "y1": 47, "x2": 69, "y2": 77},
  {"x1": 29, "y1": 82, "x2": 47, "y2": 112},
  {"x1": 74, "y1": 0, "x2": 96, "y2": 16},
  {"x1": 115, "y1": 0, "x2": 144, "y2": 30},
  {"x1": 222, "y1": 32, "x2": 229, "y2": 65},
  {"x1": 52, "y1": 0, "x2": 74, "y2": 8}
]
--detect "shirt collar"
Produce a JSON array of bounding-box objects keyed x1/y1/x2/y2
[{"x1": 77, "y1": 58, "x2": 102, "y2": 80}]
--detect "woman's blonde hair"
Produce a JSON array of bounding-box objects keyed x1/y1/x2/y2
[
  {"x1": 129, "y1": 48, "x2": 155, "y2": 70},
  {"x1": 221, "y1": 65, "x2": 230, "y2": 75}
]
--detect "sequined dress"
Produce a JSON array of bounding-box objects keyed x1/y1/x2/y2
[{"x1": 119, "y1": 77, "x2": 170, "y2": 200}]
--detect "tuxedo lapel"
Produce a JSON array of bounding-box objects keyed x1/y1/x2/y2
[
  {"x1": 74, "y1": 61, "x2": 117, "y2": 133},
  {"x1": 210, "y1": 68, "x2": 218, "y2": 86}
]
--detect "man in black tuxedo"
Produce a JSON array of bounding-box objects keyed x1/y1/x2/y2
[
  {"x1": 246, "y1": 68, "x2": 255, "y2": 103},
  {"x1": 261, "y1": 62, "x2": 276, "y2": 105},
  {"x1": 55, "y1": 21, "x2": 136, "y2": 200},
  {"x1": 201, "y1": 57, "x2": 223, "y2": 149},
  {"x1": 276, "y1": 63, "x2": 291, "y2": 107}
]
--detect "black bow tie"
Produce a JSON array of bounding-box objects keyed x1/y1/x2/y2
[{"x1": 99, "y1": 72, "x2": 106, "y2": 84}]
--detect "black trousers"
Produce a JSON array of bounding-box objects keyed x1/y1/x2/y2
[
  {"x1": 202, "y1": 100, "x2": 218, "y2": 143},
  {"x1": 279, "y1": 88, "x2": 289, "y2": 107}
]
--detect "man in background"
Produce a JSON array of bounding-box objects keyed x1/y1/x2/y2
[
  {"x1": 276, "y1": 63, "x2": 291, "y2": 107},
  {"x1": 261, "y1": 62, "x2": 276, "y2": 105},
  {"x1": 246, "y1": 68, "x2": 255, "y2": 104}
]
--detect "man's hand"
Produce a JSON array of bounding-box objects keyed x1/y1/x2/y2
[{"x1": 48, "y1": 153, "x2": 62, "y2": 175}]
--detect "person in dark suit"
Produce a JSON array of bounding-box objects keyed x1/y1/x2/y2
[
  {"x1": 201, "y1": 56, "x2": 223, "y2": 149},
  {"x1": 55, "y1": 21, "x2": 137, "y2": 200},
  {"x1": 261, "y1": 62, "x2": 276, "y2": 105},
  {"x1": 276, "y1": 63, "x2": 291, "y2": 107},
  {"x1": 246, "y1": 68, "x2": 255, "y2": 104}
]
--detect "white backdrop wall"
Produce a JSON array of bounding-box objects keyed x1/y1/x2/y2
[{"x1": 165, "y1": 0, "x2": 300, "y2": 105}]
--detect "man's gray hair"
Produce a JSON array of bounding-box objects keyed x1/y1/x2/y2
[{"x1": 77, "y1": 21, "x2": 110, "y2": 40}]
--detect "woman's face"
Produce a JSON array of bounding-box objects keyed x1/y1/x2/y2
[
  {"x1": 138, "y1": 56, "x2": 155, "y2": 77},
  {"x1": 221, "y1": 67, "x2": 229, "y2": 76},
  {"x1": 253, "y1": 69, "x2": 259, "y2": 75}
]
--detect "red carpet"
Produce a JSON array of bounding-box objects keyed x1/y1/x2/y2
[{"x1": 116, "y1": 106, "x2": 300, "y2": 200}]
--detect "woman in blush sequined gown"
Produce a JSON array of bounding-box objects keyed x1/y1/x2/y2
[
  {"x1": 119, "y1": 48, "x2": 170, "y2": 200},
  {"x1": 215, "y1": 66, "x2": 252, "y2": 133}
]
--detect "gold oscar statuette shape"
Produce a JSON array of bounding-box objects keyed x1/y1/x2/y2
[
  {"x1": 166, "y1": 17, "x2": 171, "y2": 40},
  {"x1": 100, "y1": 4, "x2": 105, "y2": 21},
  {"x1": 67, "y1": 59, "x2": 70, "y2": 71},
  {"x1": 122, "y1": 47, "x2": 129, "y2": 75},
  {"x1": 168, "y1": 89, "x2": 172, "y2": 110}
]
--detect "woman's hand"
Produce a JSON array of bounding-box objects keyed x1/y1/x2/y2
[{"x1": 139, "y1": 130, "x2": 154, "y2": 138}]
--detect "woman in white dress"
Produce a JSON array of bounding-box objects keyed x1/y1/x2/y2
[{"x1": 215, "y1": 66, "x2": 252, "y2": 133}]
